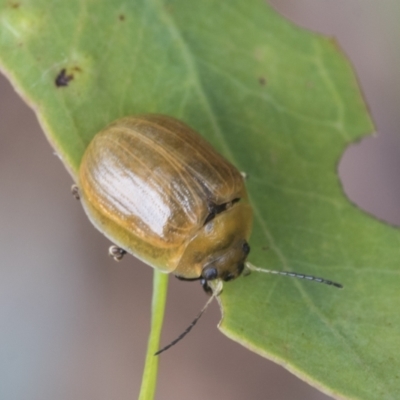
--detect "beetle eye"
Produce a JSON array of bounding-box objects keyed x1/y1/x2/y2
[
  {"x1": 242, "y1": 241, "x2": 250, "y2": 255},
  {"x1": 202, "y1": 267, "x2": 218, "y2": 281}
]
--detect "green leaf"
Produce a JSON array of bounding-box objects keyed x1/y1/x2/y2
[{"x1": 0, "y1": 0, "x2": 397, "y2": 399}]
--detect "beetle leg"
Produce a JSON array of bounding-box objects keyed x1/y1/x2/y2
[
  {"x1": 71, "y1": 184, "x2": 80, "y2": 200},
  {"x1": 175, "y1": 275, "x2": 212, "y2": 293},
  {"x1": 175, "y1": 275, "x2": 201, "y2": 282},
  {"x1": 108, "y1": 245, "x2": 126, "y2": 261}
]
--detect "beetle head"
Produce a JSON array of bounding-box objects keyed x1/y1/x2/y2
[
  {"x1": 175, "y1": 201, "x2": 253, "y2": 281},
  {"x1": 201, "y1": 239, "x2": 250, "y2": 282}
]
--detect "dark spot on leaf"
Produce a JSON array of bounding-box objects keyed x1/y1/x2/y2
[
  {"x1": 119, "y1": 14, "x2": 125, "y2": 21},
  {"x1": 55, "y1": 69, "x2": 73, "y2": 87},
  {"x1": 10, "y1": 2, "x2": 20, "y2": 9},
  {"x1": 258, "y1": 76, "x2": 266, "y2": 86}
]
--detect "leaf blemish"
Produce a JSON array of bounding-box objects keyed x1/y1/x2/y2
[
  {"x1": 55, "y1": 68, "x2": 73, "y2": 87},
  {"x1": 258, "y1": 76, "x2": 266, "y2": 86},
  {"x1": 118, "y1": 14, "x2": 125, "y2": 21}
]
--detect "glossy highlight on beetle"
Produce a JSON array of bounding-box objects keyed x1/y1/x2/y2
[{"x1": 78, "y1": 114, "x2": 253, "y2": 288}]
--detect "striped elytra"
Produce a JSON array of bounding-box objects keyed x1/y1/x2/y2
[{"x1": 78, "y1": 115, "x2": 253, "y2": 283}]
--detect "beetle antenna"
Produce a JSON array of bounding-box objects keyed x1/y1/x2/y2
[
  {"x1": 155, "y1": 282, "x2": 222, "y2": 356},
  {"x1": 246, "y1": 262, "x2": 343, "y2": 289}
]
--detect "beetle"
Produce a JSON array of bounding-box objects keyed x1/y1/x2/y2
[
  {"x1": 76, "y1": 114, "x2": 254, "y2": 292},
  {"x1": 73, "y1": 114, "x2": 342, "y2": 353}
]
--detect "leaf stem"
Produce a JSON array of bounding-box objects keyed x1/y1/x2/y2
[{"x1": 138, "y1": 270, "x2": 169, "y2": 400}]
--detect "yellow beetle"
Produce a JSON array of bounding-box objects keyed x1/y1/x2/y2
[
  {"x1": 74, "y1": 114, "x2": 342, "y2": 354},
  {"x1": 75, "y1": 114, "x2": 342, "y2": 289},
  {"x1": 77, "y1": 114, "x2": 252, "y2": 292}
]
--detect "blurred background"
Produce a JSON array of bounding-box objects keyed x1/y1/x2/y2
[{"x1": 0, "y1": 1, "x2": 399, "y2": 399}]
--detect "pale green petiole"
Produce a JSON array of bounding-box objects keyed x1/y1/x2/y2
[{"x1": 138, "y1": 271, "x2": 169, "y2": 400}]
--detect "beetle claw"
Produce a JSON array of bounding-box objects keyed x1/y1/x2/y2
[
  {"x1": 71, "y1": 184, "x2": 80, "y2": 200},
  {"x1": 108, "y1": 245, "x2": 126, "y2": 261}
]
